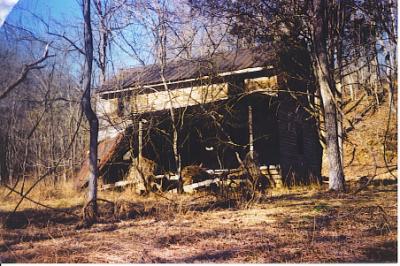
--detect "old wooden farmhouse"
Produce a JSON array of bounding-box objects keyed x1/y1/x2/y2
[{"x1": 77, "y1": 46, "x2": 322, "y2": 192}]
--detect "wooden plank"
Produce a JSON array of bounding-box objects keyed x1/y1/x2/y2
[
  {"x1": 185, "y1": 178, "x2": 220, "y2": 192},
  {"x1": 169, "y1": 178, "x2": 221, "y2": 193},
  {"x1": 259, "y1": 165, "x2": 280, "y2": 170},
  {"x1": 206, "y1": 168, "x2": 241, "y2": 175},
  {"x1": 244, "y1": 76, "x2": 278, "y2": 94},
  {"x1": 154, "y1": 174, "x2": 179, "y2": 180}
]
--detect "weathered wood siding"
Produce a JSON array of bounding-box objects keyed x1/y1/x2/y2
[
  {"x1": 96, "y1": 97, "x2": 127, "y2": 142},
  {"x1": 97, "y1": 97, "x2": 118, "y2": 117},
  {"x1": 98, "y1": 74, "x2": 278, "y2": 116},
  {"x1": 131, "y1": 83, "x2": 228, "y2": 113},
  {"x1": 276, "y1": 80, "x2": 322, "y2": 185},
  {"x1": 244, "y1": 76, "x2": 278, "y2": 95}
]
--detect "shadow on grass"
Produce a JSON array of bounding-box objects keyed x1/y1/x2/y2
[
  {"x1": 363, "y1": 240, "x2": 397, "y2": 262},
  {"x1": 0, "y1": 206, "x2": 81, "y2": 229},
  {"x1": 184, "y1": 198, "x2": 238, "y2": 212},
  {"x1": 163, "y1": 243, "x2": 274, "y2": 263},
  {"x1": 268, "y1": 192, "x2": 307, "y2": 202},
  {"x1": 161, "y1": 241, "x2": 302, "y2": 263},
  {"x1": 180, "y1": 249, "x2": 237, "y2": 262},
  {"x1": 370, "y1": 178, "x2": 397, "y2": 187}
]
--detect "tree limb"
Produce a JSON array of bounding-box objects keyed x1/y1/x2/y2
[{"x1": 0, "y1": 43, "x2": 54, "y2": 101}]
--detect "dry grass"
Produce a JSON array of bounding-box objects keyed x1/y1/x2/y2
[
  {"x1": 322, "y1": 93, "x2": 397, "y2": 180},
  {"x1": 0, "y1": 179, "x2": 85, "y2": 211},
  {"x1": 0, "y1": 180, "x2": 397, "y2": 263}
]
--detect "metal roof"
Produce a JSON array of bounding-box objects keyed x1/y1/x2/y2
[{"x1": 98, "y1": 47, "x2": 276, "y2": 94}]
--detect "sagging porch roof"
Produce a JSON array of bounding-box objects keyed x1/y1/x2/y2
[{"x1": 76, "y1": 132, "x2": 128, "y2": 188}]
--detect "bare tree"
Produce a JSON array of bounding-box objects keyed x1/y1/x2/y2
[
  {"x1": 81, "y1": 0, "x2": 99, "y2": 226},
  {"x1": 310, "y1": 0, "x2": 345, "y2": 191}
]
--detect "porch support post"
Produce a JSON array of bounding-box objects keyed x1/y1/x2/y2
[
  {"x1": 248, "y1": 105, "x2": 254, "y2": 159},
  {"x1": 138, "y1": 120, "x2": 143, "y2": 163}
]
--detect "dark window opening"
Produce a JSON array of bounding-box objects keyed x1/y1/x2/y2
[
  {"x1": 296, "y1": 122, "x2": 304, "y2": 155},
  {"x1": 117, "y1": 96, "x2": 124, "y2": 116}
]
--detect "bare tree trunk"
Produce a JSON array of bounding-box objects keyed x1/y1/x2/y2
[
  {"x1": 336, "y1": 81, "x2": 343, "y2": 166},
  {"x1": 160, "y1": 73, "x2": 182, "y2": 192},
  {"x1": 156, "y1": 4, "x2": 183, "y2": 193},
  {"x1": 82, "y1": 0, "x2": 99, "y2": 226},
  {"x1": 95, "y1": 0, "x2": 108, "y2": 83},
  {"x1": 312, "y1": 0, "x2": 345, "y2": 192}
]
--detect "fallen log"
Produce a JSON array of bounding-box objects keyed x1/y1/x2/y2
[{"x1": 169, "y1": 178, "x2": 221, "y2": 193}]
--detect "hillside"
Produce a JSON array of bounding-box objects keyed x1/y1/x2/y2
[{"x1": 322, "y1": 92, "x2": 397, "y2": 181}]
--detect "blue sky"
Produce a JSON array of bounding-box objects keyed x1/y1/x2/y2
[
  {"x1": 0, "y1": 0, "x2": 19, "y2": 26},
  {"x1": 2, "y1": 0, "x2": 150, "y2": 79},
  {"x1": 4, "y1": 0, "x2": 82, "y2": 35},
  {"x1": 6, "y1": 0, "x2": 81, "y2": 25}
]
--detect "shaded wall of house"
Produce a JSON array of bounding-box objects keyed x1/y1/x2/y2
[
  {"x1": 141, "y1": 113, "x2": 177, "y2": 173},
  {"x1": 277, "y1": 43, "x2": 323, "y2": 185},
  {"x1": 222, "y1": 94, "x2": 280, "y2": 167},
  {"x1": 277, "y1": 98, "x2": 322, "y2": 185},
  {"x1": 101, "y1": 158, "x2": 131, "y2": 184},
  {"x1": 137, "y1": 95, "x2": 280, "y2": 173}
]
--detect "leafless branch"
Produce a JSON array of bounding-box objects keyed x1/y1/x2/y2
[{"x1": 0, "y1": 43, "x2": 54, "y2": 101}]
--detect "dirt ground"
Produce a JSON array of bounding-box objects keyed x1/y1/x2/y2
[{"x1": 0, "y1": 179, "x2": 397, "y2": 263}]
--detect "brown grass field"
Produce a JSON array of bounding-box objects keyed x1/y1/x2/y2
[{"x1": 0, "y1": 178, "x2": 397, "y2": 263}]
